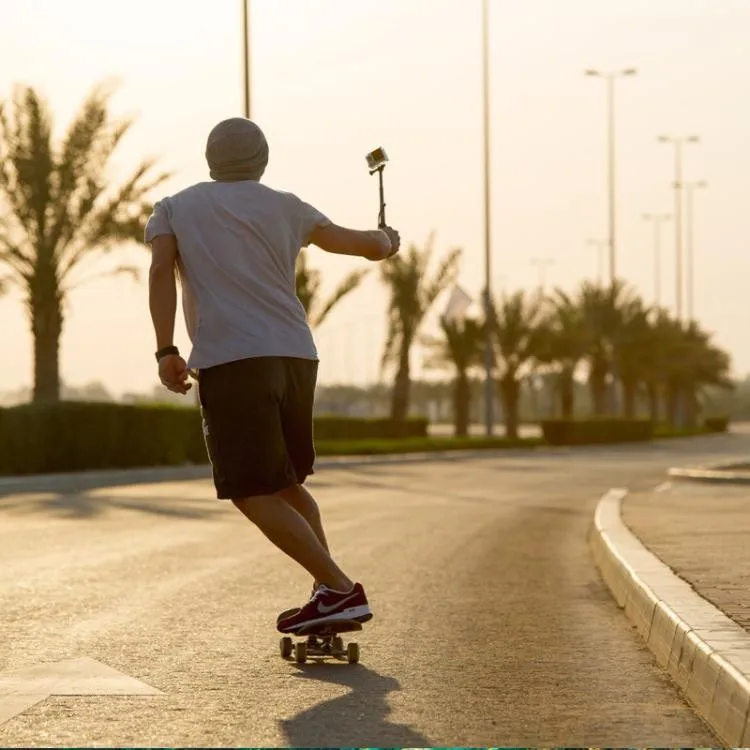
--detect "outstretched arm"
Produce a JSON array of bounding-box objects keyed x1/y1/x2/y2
[{"x1": 309, "y1": 223, "x2": 400, "y2": 261}]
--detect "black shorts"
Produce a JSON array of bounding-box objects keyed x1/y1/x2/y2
[{"x1": 197, "y1": 356, "x2": 318, "y2": 500}]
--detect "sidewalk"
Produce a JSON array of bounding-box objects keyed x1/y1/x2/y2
[
  {"x1": 622, "y1": 481, "x2": 750, "y2": 635},
  {"x1": 590, "y1": 472, "x2": 750, "y2": 747}
]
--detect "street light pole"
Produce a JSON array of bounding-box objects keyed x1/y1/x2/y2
[
  {"x1": 587, "y1": 238, "x2": 607, "y2": 285},
  {"x1": 481, "y1": 0, "x2": 494, "y2": 437},
  {"x1": 530, "y1": 258, "x2": 554, "y2": 292},
  {"x1": 242, "y1": 0, "x2": 251, "y2": 118},
  {"x1": 585, "y1": 68, "x2": 637, "y2": 286},
  {"x1": 642, "y1": 213, "x2": 671, "y2": 308},
  {"x1": 657, "y1": 134, "x2": 699, "y2": 320},
  {"x1": 684, "y1": 180, "x2": 707, "y2": 322}
]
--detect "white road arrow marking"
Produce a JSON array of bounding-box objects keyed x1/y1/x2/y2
[{"x1": 0, "y1": 656, "x2": 162, "y2": 725}]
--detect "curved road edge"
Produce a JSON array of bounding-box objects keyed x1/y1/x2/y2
[
  {"x1": 668, "y1": 463, "x2": 750, "y2": 484},
  {"x1": 589, "y1": 488, "x2": 750, "y2": 747}
]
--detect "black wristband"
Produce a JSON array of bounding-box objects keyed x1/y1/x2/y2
[{"x1": 155, "y1": 345, "x2": 179, "y2": 362}]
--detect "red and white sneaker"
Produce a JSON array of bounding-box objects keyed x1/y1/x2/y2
[{"x1": 277, "y1": 583, "x2": 372, "y2": 633}]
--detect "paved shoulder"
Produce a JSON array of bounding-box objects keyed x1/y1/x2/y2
[{"x1": 592, "y1": 484, "x2": 750, "y2": 746}]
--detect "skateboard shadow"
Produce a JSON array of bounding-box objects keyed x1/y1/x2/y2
[{"x1": 279, "y1": 664, "x2": 430, "y2": 747}]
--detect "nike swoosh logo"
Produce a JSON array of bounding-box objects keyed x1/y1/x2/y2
[{"x1": 317, "y1": 593, "x2": 359, "y2": 614}]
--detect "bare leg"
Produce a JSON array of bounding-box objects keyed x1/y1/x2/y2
[
  {"x1": 277, "y1": 484, "x2": 330, "y2": 590},
  {"x1": 232, "y1": 494, "x2": 353, "y2": 592},
  {"x1": 277, "y1": 484, "x2": 330, "y2": 553}
]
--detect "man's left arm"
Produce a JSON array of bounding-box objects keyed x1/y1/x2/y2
[{"x1": 149, "y1": 234, "x2": 191, "y2": 394}]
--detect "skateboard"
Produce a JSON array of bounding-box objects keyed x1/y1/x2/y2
[{"x1": 279, "y1": 619, "x2": 362, "y2": 664}]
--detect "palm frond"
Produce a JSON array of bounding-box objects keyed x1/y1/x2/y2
[{"x1": 311, "y1": 267, "x2": 369, "y2": 327}]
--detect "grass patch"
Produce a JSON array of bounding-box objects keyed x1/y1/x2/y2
[
  {"x1": 315, "y1": 435, "x2": 545, "y2": 456},
  {"x1": 653, "y1": 425, "x2": 717, "y2": 439}
]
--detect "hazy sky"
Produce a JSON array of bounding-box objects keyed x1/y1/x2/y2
[{"x1": 2, "y1": 0, "x2": 749, "y2": 396}]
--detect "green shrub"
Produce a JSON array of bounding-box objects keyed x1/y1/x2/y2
[
  {"x1": 540, "y1": 418, "x2": 653, "y2": 446},
  {"x1": 703, "y1": 415, "x2": 730, "y2": 433},
  {"x1": 312, "y1": 415, "x2": 428, "y2": 440},
  {"x1": 0, "y1": 402, "x2": 429, "y2": 476}
]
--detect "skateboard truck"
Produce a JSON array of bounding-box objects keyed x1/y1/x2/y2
[
  {"x1": 366, "y1": 146, "x2": 388, "y2": 229},
  {"x1": 279, "y1": 619, "x2": 362, "y2": 664}
]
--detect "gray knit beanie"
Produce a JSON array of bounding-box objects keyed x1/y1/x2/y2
[{"x1": 205, "y1": 118, "x2": 269, "y2": 182}]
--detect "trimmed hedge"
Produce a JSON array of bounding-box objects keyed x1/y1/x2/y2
[
  {"x1": 703, "y1": 415, "x2": 730, "y2": 433},
  {"x1": 540, "y1": 418, "x2": 653, "y2": 446},
  {"x1": 313, "y1": 415, "x2": 428, "y2": 440},
  {"x1": 0, "y1": 402, "x2": 428, "y2": 476}
]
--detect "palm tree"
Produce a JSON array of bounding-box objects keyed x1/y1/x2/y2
[
  {"x1": 537, "y1": 290, "x2": 590, "y2": 419},
  {"x1": 612, "y1": 297, "x2": 653, "y2": 418},
  {"x1": 0, "y1": 82, "x2": 169, "y2": 402},
  {"x1": 663, "y1": 320, "x2": 733, "y2": 426},
  {"x1": 422, "y1": 315, "x2": 484, "y2": 436},
  {"x1": 490, "y1": 289, "x2": 546, "y2": 438},
  {"x1": 295, "y1": 248, "x2": 368, "y2": 327},
  {"x1": 380, "y1": 236, "x2": 461, "y2": 421},
  {"x1": 577, "y1": 279, "x2": 638, "y2": 415}
]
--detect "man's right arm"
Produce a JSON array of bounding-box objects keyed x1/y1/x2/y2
[{"x1": 309, "y1": 224, "x2": 398, "y2": 261}]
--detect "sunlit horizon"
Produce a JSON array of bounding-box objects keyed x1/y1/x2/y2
[{"x1": 2, "y1": 0, "x2": 749, "y2": 399}]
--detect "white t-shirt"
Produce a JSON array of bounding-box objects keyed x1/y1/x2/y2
[{"x1": 144, "y1": 180, "x2": 331, "y2": 370}]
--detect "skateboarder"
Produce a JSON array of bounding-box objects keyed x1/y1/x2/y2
[{"x1": 145, "y1": 117, "x2": 400, "y2": 633}]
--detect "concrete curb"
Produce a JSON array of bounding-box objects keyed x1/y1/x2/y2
[
  {"x1": 590, "y1": 488, "x2": 750, "y2": 746},
  {"x1": 668, "y1": 464, "x2": 750, "y2": 485}
]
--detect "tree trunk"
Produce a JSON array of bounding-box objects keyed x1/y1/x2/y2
[
  {"x1": 685, "y1": 387, "x2": 700, "y2": 427},
  {"x1": 646, "y1": 382, "x2": 660, "y2": 423},
  {"x1": 390, "y1": 342, "x2": 411, "y2": 422},
  {"x1": 559, "y1": 369, "x2": 575, "y2": 420},
  {"x1": 499, "y1": 374, "x2": 520, "y2": 439},
  {"x1": 453, "y1": 371, "x2": 470, "y2": 437},
  {"x1": 31, "y1": 275, "x2": 63, "y2": 403},
  {"x1": 589, "y1": 374, "x2": 608, "y2": 416},
  {"x1": 621, "y1": 379, "x2": 638, "y2": 418},
  {"x1": 665, "y1": 384, "x2": 678, "y2": 427}
]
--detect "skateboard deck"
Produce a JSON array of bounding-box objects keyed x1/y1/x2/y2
[{"x1": 279, "y1": 619, "x2": 363, "y2": 664}]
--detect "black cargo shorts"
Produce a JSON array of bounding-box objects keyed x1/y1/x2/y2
[{"x1": 197, "y1": 356, "x2": 318, "y2": 500}]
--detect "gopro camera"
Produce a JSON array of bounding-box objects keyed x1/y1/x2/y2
[{"x1": 366, "y1": 147, "x2": 389, "y2": 173}]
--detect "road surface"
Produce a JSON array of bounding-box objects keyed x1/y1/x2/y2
[{"x1": 2, "y1": 431, "x2": 747, "y2": 746}]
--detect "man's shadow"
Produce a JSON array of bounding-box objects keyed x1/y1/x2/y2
[{"x1": 279, "y1": 664, "x2": 430, "y2": 747}]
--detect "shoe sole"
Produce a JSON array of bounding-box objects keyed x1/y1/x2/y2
[{"x1": 279, "y1": 604, "x2": 372, "y2": 633}]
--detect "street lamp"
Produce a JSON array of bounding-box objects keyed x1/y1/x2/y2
[
  {"x1": 530, "y1": 257, "x2": 554, "y2": 292},
  {"x1": 587, "y1": 238, "x2": 607, "y2": 285},
  {"x1": 481, "y1": 0, "x2": 494, "y2": 436},
  {"x1": 684, "y1": 180, "x2": 708, "y2": 321},
  {"x1": 657, "y1": 134, "x2": 700, "y2": 320},
  {"x1": 642, "y1": 213, "x2": 672, "y2": 308},
  {"x1": 242, "y1": 0, "x2": 251, "y2": 117},
  {"x1": 584, "y1": 67, "x2": 637, "y2": 286}
]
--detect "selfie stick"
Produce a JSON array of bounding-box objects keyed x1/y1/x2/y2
[{"x1": 367, "y1": 148, "x2": 388, "y2": 229}]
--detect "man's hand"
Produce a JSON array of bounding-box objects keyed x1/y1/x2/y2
[
  {"x1": 158, "y1": 354, "x2": 192, "y2": 394},
  {"x1": 381, "y1": 226, "x2": 401, "y2": 258}
]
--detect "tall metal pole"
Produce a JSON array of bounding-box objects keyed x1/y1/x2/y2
[
  {"x1": 685, "y1": 181, "x2": 707, "y2": 322},
  {"x1": 531, "y1": 258, "x2": 554, "y2": 292},
  {"x1": 481, "y1": 0, "x2": 494, "y2": 437},
  {"x1": 643, "y1": 213, "x2": 671, "y2": 308},
  {"x1": 585, "y1": 68, "x2": 636, "y2": 287},
  {"x1": 242, "y1": 0, "x2": 251, "y2": 118},
  {"x1": 606, "y1": 75, "x2": 616, "y2": 284},
  {"x1": 658, "y1": 135, "x2": 699, "y2": 321},
  {"x1": 673, "y1": 141, "x2": 683, "y2": 319},
  {"x1": 587, "y1": 239, "x2": 606, "y2": 285}
]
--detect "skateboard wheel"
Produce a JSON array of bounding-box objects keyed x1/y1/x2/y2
[
  {"x1": 295, "y1": 642, "x2": 307, "y2": 664},
  {"x1": 346, "y1": 642, "x2": 359, "y2": 664},
  {"x1": 333, "y1": 636, "x2": 344, "y2": 650},
  {"x1": 280, "y1": 637, "x2": 293, "y2": 659}
]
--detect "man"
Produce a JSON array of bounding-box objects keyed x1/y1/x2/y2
[{"x1": 145, "y1": 118, "x2": 400, "y2": 634}]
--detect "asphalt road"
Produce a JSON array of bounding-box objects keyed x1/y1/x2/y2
[{"x1": 2, "y1": 431, "x2": 749, "y2": 746}]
